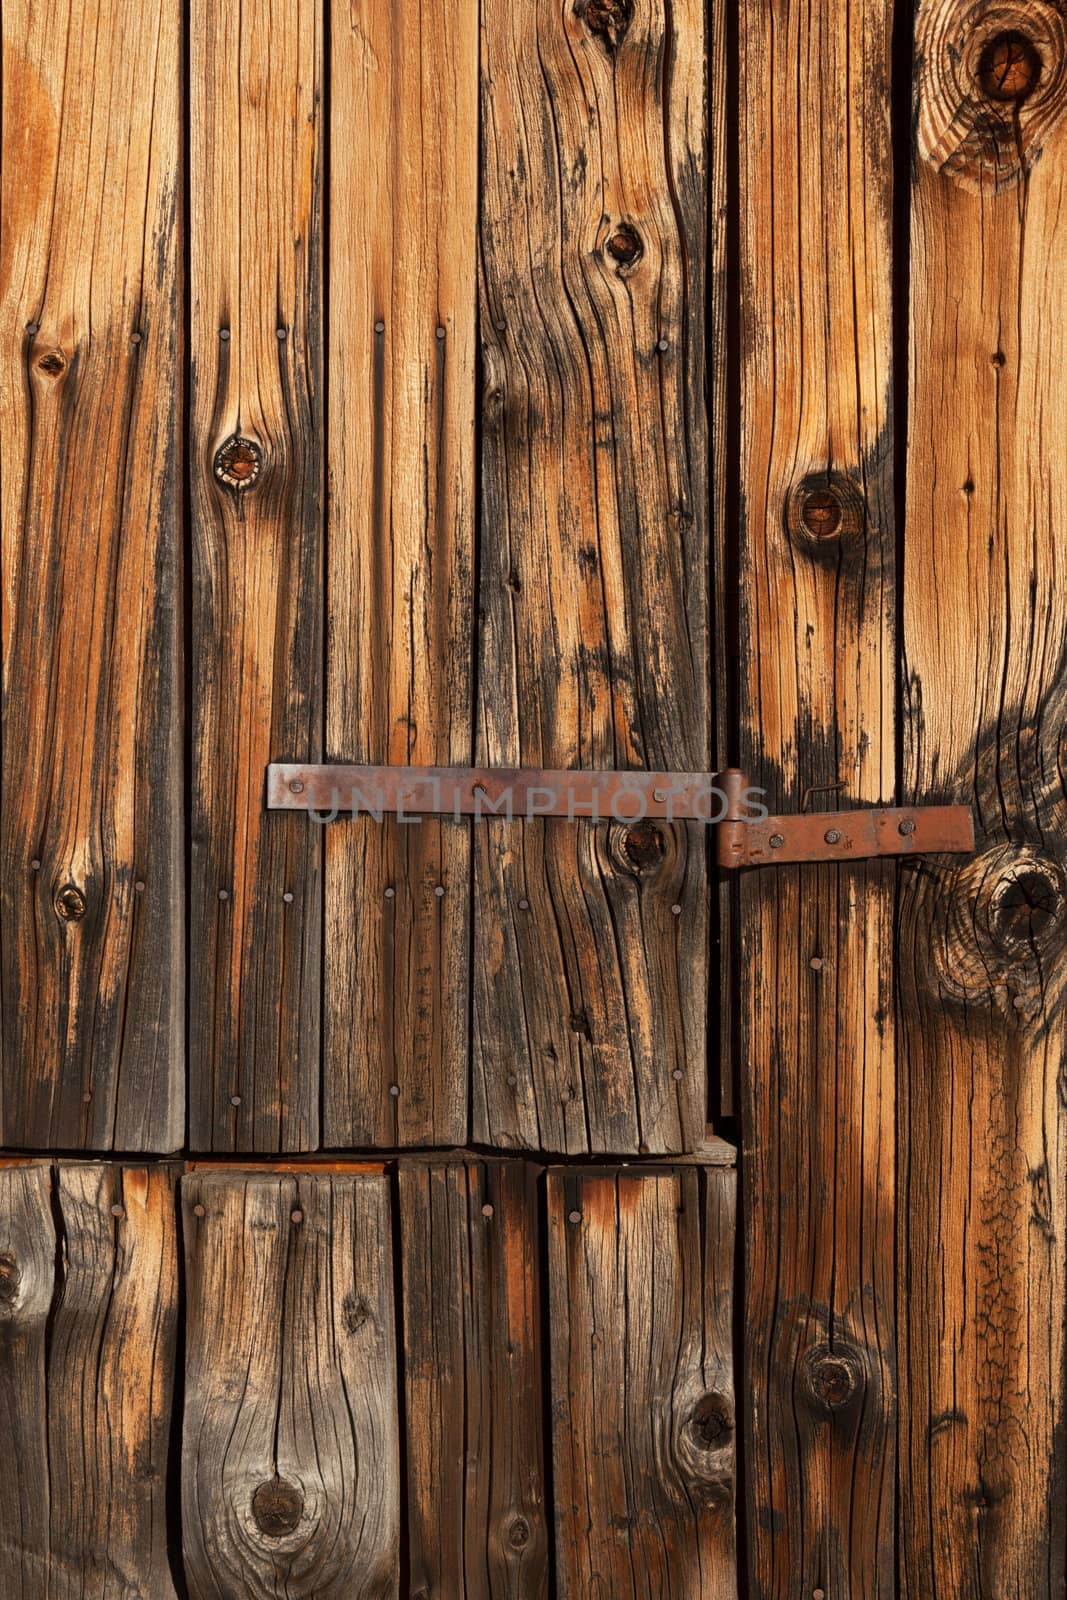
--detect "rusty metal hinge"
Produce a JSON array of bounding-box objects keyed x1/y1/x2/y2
[
  {"x1": 714, "y1": 769, "x2": 975, "y2": 868},
  {"x1": 266, "y1": 762, "x2": 975, "y2": 865}
]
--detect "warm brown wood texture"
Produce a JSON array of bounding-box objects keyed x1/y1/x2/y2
[
  {"x1": 899, "y1": 3, "x2": 1067, "y2": 1591},
  {"x1": 189, "y1": 0, "x2": 323, "y2": 1151},
  {"x1": 325, "y1": 0, "x2": 478, "y2": 1147},
  {"x1": 0, "y1": 1162, "x2": 179, "y2": 1596},
  {"x1": 547, "y1": 1166, "x2": 737, "y2": 1595},
  {"x1": 737, "y1": 0, "x2": 897, "y2": 1593},
  {"x1": 181, "y1": 1170, "x2": 399, "y2": 1597},
  {"x1": 473, "y1": 0, "x2": 709, "y2": 1155},
  {"x1": 400, "y1": 1159, "x2": 549, "y2": 1597},
  {"x1": 0, "y1": 0, "x2": 183, "y2": 1150}
]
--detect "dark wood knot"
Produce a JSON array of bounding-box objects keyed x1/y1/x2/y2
[
  {"x1": 251, "y1": 1476, "x2": 304, "y2": 1537},
  {"x1": 919, "y1": 844, "x2": 1067, "y2": 1023},
  {"x1": 0, "y1": 1251, "x2": 20, "y2": 1307},
  {"x1": 506, "y1": 1515, "x2": 531, "y2": 1550},
  {"x1": 977, "y1": 30, "x2": 1042, "y2": 101},
  {"x1": 622, "y1": 820, "x2": 667, "y2": 871},
  {"x1": 342, "y1": 1291, "x2": 372, "y2": 1332},
  {"x1": 688, "y1": 1392, "x2": 733, "y2": 1450},
  {"x1": 55, "y1": 883, "x2": 86, "y2": 921},
  {"x1": 801, "y1": 1344, "x2": 864, "y2": 1411},
  {"x1": 785, "y1": 472, "x2": 865, "y2": 552},
  {"x1": 605, "y1": 222, "x2": 642, "y2": 270},
  {"x1": 214, "y1": 434, "x2": 262, "y2": 491},
  {"x1": 579, "y1": 0, "x2": 632, "y2": 49},
  {"x1": 37, "y1": 349, "x2": 66, "y2": 376},
  {"x1": 917, "y1": 1, "x2": 1067, "y2": 188},
  {"x1": 989, "y1": 863, "x2": 1063, "y2": 947}
]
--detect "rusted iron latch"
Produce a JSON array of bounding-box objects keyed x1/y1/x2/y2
[
  {"x1": 267, "y1": 762, "x2": 975, "y2": 866},
  {"x1": 715, "y1": 769, "x2": 975, "y2": 868}
]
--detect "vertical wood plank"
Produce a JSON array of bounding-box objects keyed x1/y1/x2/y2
[
  {"x1": 181, "y1": 1171, "x2": 399, "y2": 1598},
  {"x1": 0, "y1": 1163, "x2": 179, "y2": 1597},
  {"x1": 325, "y1": 0, "x2": 478, "y2": 1147},
  {"x1": 400, "y1": 1159, "x2": 549, "y2": 1597},
  {"x1": 900, "y1": 5, "x2": 1067, "y2": 1592},
  {"x1": 473, "y1": 0, "x2": 710, "y2": 1156},
  {"x1": 0, "y1": 0, "x2": 183, "y2": 1149},
  {"x1": 189, "y1": 0, "x2": 323, "y2": 1150},
  {"x1": 738, "y1": 0, "x2": 897, "y2": 1591},
  {"x1": 546, "y1": 1166, "x2": 737, "y2": 1596}
]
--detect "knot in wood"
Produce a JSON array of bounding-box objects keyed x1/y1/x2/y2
[
  {"x1": 687, "y1": 1392, "x2": 733, "y2": 1450},
  {"x1": 977, "y1": 30, "x2": 1041, "y2": 101},
  {"x1": 0, "y1": 1251, "x2": 21, "y2": 1307},
  {"x1": 921, "y1": 844, "x2": 1067, "y2": 1022},
  {"x1": 605, "y1": 222, "x2": 642, "y2": 269},
  {"x1": 622, "y1": 819, "x2": 666, "y2": 871},
  {"x1": 506, "y1": 1515, "x2": 531, "y2": 1550},
  {"x1": 37, "y1": 348, "x2": 66, "y2": 376},
  {"x1": 786, "y1": 472, "x2": 865, "y2": 552},
  {"x1": 214, "y1": 434, "x2": 262, "y2": 491},
  {"x1": 802, "y1": 1344, "x2": 863, "y2": 1411},
  {"x1": 579, "y1": 0, "x2": 632, "y2": 50},
  {"x1": 916, "y1": 1, "x2": 1067, "y2": 188},
  {"x1": 55, "y1": 883, "x2": 86, "y2": 921},
  {"x1": 251, "y1": 1476, "x2": 304, "y2": 1538}
]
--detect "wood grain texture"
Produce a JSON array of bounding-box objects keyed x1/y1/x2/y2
[
  {"x1": 0, "y1": 0, "x2": 183, "y2": 1150},
  {"x1": 473, "y1": 0, "x2": 709, "y2": 1156},
  {"x1": 400, "y1": 1159, "x2": 549, "y2": 1598},
  {"x1": 189, "y1": 0, "x2": 323, "y2": 1151},
  {"x1": 899, "y1": 3, "x2": 1067, "y2": 1591},
  {"x1": 181, "y1": 1171, "x2": 399, "y2": 1598},
  {"x1": 737, "y1": 0, "x2": 897, "y2": 1591},
  {"x1": 547, "y1": 1166, "x2": 736, "y2": 1597},
  {"x1": 0, "y1": 1162, "x2": 179, "y2": 1597},
  {"x1": 325, "y1": 0, "x2": 478, "y2": 1147}
]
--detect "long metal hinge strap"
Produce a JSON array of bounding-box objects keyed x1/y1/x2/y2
[{"x1": 715, "y1": 768, "x2": 975, "y2": 868}]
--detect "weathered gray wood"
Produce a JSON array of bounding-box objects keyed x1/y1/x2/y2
[
  {"x1": 181, "y1": 1171, "x2": 399, "y2": 1598},
  {"x1": 400, "y1": 1159, "x2": 549, "y2": 1596},
  {"x1": 547, "y1": 1166, "x2": 737, "y2": 1595},
  {"x1": 473, "y1": 0, "x2": 710, "y2": 1155},
  {"x1": 0, "y1": 1162, "x2": 180, "y2": 1598}
]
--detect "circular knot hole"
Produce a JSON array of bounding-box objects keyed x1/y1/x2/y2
[
  {"x1": 786, "y1": 472, "x2": 865, "y2": 551},
  {"x1": 802, "y1": 1344, "x2": 864, "y2": 1410},
  {"x1": 251, "y1": 1477, "x2": 304, "y2": 1538},
  {"x1": 55, "y1": 884, "x2": 86, "y2": 921},
  {"x1": 623, "y1": 820, "x2": 667, "y2": 871},
  {"x1": 977, "y1": 30, "x2": 1042, "y2": 102},
  {"x1": 606, "y1": 222, "x2": 643, "y2": 269},
  {"x1": 800, "y1": 488, "x2": 842, "y2": 539},
  {"x1": 990, "y1": 865, "x2": 1062, "y2": 945},
  {"x1": 688, "y1": 1393, "x2": 733, "y2": 1450},
  {"x1": 214, "y1": 435, "x2": 262, "y2": 491},
  {"x1": 37, "y1": 349, "x2": 66, "y2": 376}
]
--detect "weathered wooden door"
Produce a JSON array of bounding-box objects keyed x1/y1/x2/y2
[{"x1": 1, "y1": 0, "x2": 1065, "y2": 1593}]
